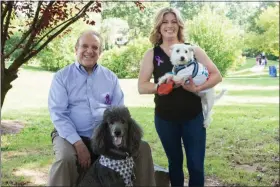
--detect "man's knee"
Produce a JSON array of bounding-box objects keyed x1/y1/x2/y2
[
  {"x1": 56, "y1": 151, "x2": 77, "y2": 164},
  {"x1": 53, "y1": 136, "x2": 77, "y2": 164},
  {"x1": 139, "y1": 140, "x2": 152, "y2": 155}
]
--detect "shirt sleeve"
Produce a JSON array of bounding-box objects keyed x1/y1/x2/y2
[
  {"x1": 48, "y1": 72, "x2": 81, "y2": 144},
  {"x1": 111, "y1": 75, "x2": 124, "y2": 106}
]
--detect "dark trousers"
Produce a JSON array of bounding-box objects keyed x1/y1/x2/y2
[{"x1": 155, "y1": 112, "x2": 206, "y2": 187}]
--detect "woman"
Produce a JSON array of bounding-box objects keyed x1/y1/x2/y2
[{"x1": 138, "y1": 7, "x2": 222, "y2": 187}]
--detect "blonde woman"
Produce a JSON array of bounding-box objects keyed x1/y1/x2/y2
[{"x1": 138, "y1": 7, "x2": 222, "y2": 187}]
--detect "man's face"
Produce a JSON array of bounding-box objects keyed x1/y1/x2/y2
[{"x1": 75, "y1": 33, "x2": 101, "y2": 70}]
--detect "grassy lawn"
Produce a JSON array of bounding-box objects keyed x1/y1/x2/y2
[
  {"x1": 1, "y1": 58, "x2": 279, "y2": 186},
  {"x1": 226, "y1": 89, "x2": 279, "y2": 97}
]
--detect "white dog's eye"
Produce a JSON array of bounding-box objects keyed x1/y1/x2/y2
[
  {"x1": 185, "y1": 50, "x2": 188, "y2": 53},
  {"x1": 176, "y1": 49, "x2": 179, "y2": 53}
]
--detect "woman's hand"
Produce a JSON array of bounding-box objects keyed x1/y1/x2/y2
[{"x1": 181, "y1": 77, "x2": 199, "y2": 93}]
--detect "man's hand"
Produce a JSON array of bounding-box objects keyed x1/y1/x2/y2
[{"x1": 74, "y1": 140, "x2": 91, "y2": 169}]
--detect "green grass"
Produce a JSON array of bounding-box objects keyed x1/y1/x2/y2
[
  {"x1": 235, "y1": 58, "x2": 257, "y2": 71},
  {"x1": 2, "y1": 103, "x2": 279, "y2": 186},
  {"x1": 1, "y1": 109, "x2": 54, "y2": 186},
  {"x1": 226, "y1": 90, "x2": 279, "y2": 97},
  {"x1": 1, "y1": 57, "x2": 279, "y2": 186},
  {"x1": 223, "y1": 78, "x2": 279, "y2": 86},
  {"x1": 234, "y1": 58, "x2": 279, "y2": 72}
]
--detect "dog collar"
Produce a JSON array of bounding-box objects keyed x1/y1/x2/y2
[
  {"x1": 99, "y1": 155, "x2": 135, "y2": 186},
  {"x1": 173, "y1": 64, "x2": 186, "y2": 74},
  {"x1": 187, "y1": 59, "x2": 199, "y2": 78},
  {"x1": 174, "y1": 59, "x2": 199, "y2": 78}
]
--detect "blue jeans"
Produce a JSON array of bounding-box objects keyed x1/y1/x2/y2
[{"x1": 155, "y1": 112, "x2": 206, "y2": 187}]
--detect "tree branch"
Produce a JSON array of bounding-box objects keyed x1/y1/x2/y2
[
  {"x1": 8, "y1": 1, "x2": 95, "y2": 71},
  {"x1": 4, "y1": 1, "x2": 43, "y2": 59},
  {"x1": 30, "y1": 2, "x2": 94, "y2": 51},
  {"x1": 23, "y1": 3, "x2": 95, "y2": 63},
  {"x1": 7, "y1": 2, "x2": 54, "y2": 72},
  {"x1": 1, "y1": 1, "x2": 9, "y2": 25},
  {"x1": 22, "y1": 2, "x2": 54, "y2": 54},
  {"x1": 1, "y1": 1, "x2": 13, "y2": 55}
]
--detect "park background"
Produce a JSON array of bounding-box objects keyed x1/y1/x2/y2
[{"x1": 1, "y1": 1, "x2": 279, "y2": 186}]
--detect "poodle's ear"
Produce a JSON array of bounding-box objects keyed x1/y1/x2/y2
[
  {"x1": 127, "y1": 118, "x2": 143, "y2": 155},
  {"x1": 91, "y1": 121, "x2": 108, "y2": 154}
]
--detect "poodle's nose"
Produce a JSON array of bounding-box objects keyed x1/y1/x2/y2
[
  {"x1": 114, "y1": 130, "x2": 121, "y2": 136},
  {"x1": 180, "y1": 56, "x2": 185, "y2": 61}
]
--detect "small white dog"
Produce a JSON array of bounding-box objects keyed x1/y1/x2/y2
[{"x1": 158, "y1": 44, "x2": 226, "y2": 128}]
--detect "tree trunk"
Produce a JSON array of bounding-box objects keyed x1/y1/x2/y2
[{"x1": 1, "y1": 68, "x2": 18, "y2": 110}]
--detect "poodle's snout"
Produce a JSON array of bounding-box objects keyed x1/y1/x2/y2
[
  {"x1": 180, "y1": 56, "x2": 185, "y2": 61},
  {"x1": 114, "y1": 129, "x2": 122, "y2": 137}
]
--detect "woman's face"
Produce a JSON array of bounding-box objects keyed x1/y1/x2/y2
[{"x1": 159, "y1": 12, "x2": 179, "y2": 41}]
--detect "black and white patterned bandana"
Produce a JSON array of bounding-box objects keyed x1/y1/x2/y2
[{"x1": 99, "y1": 155, "x2": 135, "y2": 186}]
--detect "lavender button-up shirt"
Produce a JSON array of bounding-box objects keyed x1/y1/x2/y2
[{"x1": 48, "y1": 62, "x2": 124, "y2": 144}]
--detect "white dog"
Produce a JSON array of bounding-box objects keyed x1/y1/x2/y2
[{"x1": 157, "y1": 44, "x2": 226, "y2": 128}]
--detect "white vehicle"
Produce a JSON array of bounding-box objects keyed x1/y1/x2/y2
[{"x1": 115, "y1": 34, "x2": 128, "y2": 46}]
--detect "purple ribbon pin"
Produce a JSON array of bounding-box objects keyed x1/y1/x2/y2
[
  {"x1": 155, "y1": 56, "x2": 163, "y2": 66},
  {"x1": 105, "y1": 94, "x2": 111, "y2": 105}
]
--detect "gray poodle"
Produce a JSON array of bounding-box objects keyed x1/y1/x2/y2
[{"x1": 78, "y1": 106, "x2": 143, "y2": 187}]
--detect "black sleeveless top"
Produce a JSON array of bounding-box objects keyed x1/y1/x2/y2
[{"x1": 153, "y1": 45, "x2": 202, "y2": 120}]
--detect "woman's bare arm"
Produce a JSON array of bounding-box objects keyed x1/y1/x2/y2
[
  {"x1": 138, "y1": 49, "x2": 157, "y2": 94},
  {"x1": 181, "y1": 46, "x2": 222, "y2": 93},
  {"x1": 194, "y1": 46, "x2": 222, "y2": 92}
]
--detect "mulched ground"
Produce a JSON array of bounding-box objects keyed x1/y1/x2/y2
[{"x1": 1, "y1": 120, "x2": 25, "y2": 135}]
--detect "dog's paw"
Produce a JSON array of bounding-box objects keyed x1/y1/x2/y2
[{"x1": 203, "y1": 117, "x2": 212, "y2": 128}]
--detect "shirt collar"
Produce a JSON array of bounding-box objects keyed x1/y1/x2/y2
[{"x1": 75, "y1": 61, "x2": 98, "y2": 74}]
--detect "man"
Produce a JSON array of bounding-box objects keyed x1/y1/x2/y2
[{"x1": 47, "y1": 30, "x2": 155, "y2": 186}]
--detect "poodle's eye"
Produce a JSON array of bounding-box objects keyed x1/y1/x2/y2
[
  {"x1": 121, "y1": 119, "x2": 125, "y2": 124},
  {"x1": 176, "y1": 49, "x2": 180, "y2": 53},
  {"x1": 185, "y1": 50, "x2": 188, "y2": 53}
]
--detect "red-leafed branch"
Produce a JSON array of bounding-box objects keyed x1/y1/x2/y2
[
  {"x1": 30, "y1": 1, "x2": 94, "y2": 51},
  {"x1": 23, "y1": 2, "x2": 96, "y2": 63},
  {"x1": 8, "y1": 1, "x2": 98, "y2": 72},
  {"x1": 4, "y1": 2, "x2": 43, "y2": 59},
  {"x1": 7, "y1": 2, "x2": 55, "y2": 72}
]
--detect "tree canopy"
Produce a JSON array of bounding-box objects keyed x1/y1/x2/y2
[{"x1": 1, "y1": 1, "x2": 143, "y2": 107}]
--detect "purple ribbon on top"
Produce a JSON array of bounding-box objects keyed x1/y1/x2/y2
[
  {"x1": 105, "y1": 94, "x2": 111, "y2": 105},
  {"x1": 155, "y1": 56, "x2": 164, "y2": 66}
]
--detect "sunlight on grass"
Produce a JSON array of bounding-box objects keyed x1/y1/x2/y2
[
  {"x1": 225, "y1": 90, "x2": 279, "y2": 97},
  {"x1": 1, "y1": 57, "x2": 279, "y2": 186}
]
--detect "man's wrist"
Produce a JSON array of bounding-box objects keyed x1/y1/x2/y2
[{"x1": 73, "y1": 140, "x2": 84, "y2": 148}]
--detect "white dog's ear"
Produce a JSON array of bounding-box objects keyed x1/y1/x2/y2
[{"x1": 188, "y1": 45, "x2": 195, "y2": 52}]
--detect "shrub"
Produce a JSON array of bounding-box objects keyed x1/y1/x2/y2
[
  {"x1": 187, "y1": 6, "x2": 244, "y2": 75},
  {"x1": 35, "y1": 36, "x2": 75, "y2": 71},
  {"x1": 100, "y1": 37, "x2": 152, "y2": 78},
  {"x1": 4, "y1": 32, "x2": 22, "y2": 62}
]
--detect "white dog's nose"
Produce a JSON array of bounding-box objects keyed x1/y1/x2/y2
[{"x1": 180, "y1": 56, "x2": 185, "y2": 61}]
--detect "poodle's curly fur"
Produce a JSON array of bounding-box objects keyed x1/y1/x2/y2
[
  {"x1": 92, "y1": 106, "x2": 143, "y2": 156},
  {"x1": 78, "y1": 106, "x2": 143, "y2": 187}
]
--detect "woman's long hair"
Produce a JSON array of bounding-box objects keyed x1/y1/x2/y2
[{"x1": 149, "y1": 7, "x2": 185, "y2": 46}]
